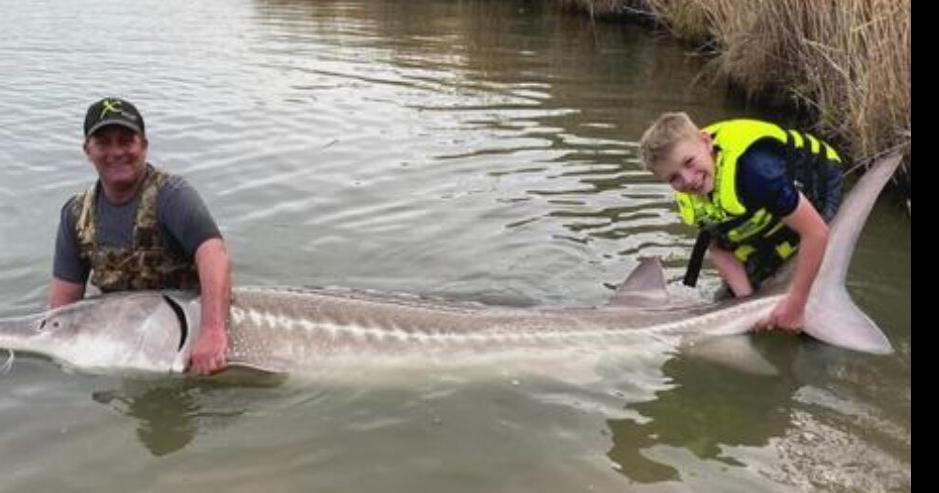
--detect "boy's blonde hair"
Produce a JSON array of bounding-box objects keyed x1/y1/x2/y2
[{"x1": 638, "y1": 112, "x2": 701, "y2": 172}]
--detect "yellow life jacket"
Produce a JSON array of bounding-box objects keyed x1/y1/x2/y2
[{"x1": 677, "y1": 119, "x2": 842, "y2": 287}]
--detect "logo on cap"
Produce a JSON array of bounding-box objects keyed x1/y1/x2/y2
[{"x1": 100, "y1": 98, "x2": 138, "y2": 122}]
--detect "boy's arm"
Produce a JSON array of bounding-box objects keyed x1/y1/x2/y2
[
  {"x1": 708, "y1": 242, "x2": 754, "y2": 297},
  {"x1": 755, "y1": 193, "x2": 828, "y2": 333}
]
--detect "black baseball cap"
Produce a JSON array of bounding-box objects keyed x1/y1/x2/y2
[{"x1": 83, "y1": 97, "x2": 145, "y2": 137}]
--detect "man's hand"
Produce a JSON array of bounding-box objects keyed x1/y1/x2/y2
[{"x1": 188, "y1": 322, "x2": 228, "y2": 375}]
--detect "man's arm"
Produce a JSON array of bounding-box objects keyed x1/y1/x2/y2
[
  {"x1": 188, "y1": 238, "x2": 231, "y2": 375},
  {"x1": 155, "y1": 177, "x2": 229, "y2": 374},
  {"x1": 755, "y1": 193, "x2": 828, "y2": 333},
  {"x1": 49, "y1": 278, "x2": 85, "y2": 308},
  {"x1": 50, "y1": 197, "x2": 90, "y2": 308},
  {"x1": 708, "y1": 242, "x2": 754, "y2": 297}
]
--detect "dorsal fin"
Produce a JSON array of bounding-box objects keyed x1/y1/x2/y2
[{"x1": 610, "y1": 257, "x2": 670, "y2": 307}]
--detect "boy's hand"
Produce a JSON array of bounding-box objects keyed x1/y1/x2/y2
[{"x1": 756, "y1": 295, "x2": 805, "y2": 334}]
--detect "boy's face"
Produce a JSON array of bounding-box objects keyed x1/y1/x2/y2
[{"x1": 652, "y1": 131, "x2": 716, "y2": 195}]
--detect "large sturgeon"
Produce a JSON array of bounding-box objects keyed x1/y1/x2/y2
[{"x1": 0, "y1": 155, "x2": 901, "y2": 375}]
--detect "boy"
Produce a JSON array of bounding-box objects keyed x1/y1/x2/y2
[{"x1": 639, "y1": 112, "x2": 843, "y2": 332}]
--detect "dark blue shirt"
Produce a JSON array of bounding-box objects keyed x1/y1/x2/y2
[{"x1": 734, "y1": 140, "x2": 800, "y2": 218}]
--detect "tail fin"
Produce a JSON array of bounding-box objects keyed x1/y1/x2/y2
[{"x1": 803, "y1": 154, "x2": 901, "y2": 354}]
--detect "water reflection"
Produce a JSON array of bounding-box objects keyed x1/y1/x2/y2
[
  {"x1": 607, "y1": 338, "x2": 800, "y2": 483},
  {"x1": 92, "y1": 372, "x2": 284, "y2": 456}
]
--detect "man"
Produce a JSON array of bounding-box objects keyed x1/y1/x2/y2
[{"x1": 50, "y1": 97, "x2": 230, "y2": 374}]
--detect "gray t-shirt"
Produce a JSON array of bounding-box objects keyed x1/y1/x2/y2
[{"x1": 53, "y1": 171, "x2": 222, "y2": 284}]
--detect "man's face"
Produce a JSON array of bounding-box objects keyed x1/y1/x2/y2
[
  {"x1": 652, "y1": 131, "x2": 716, "y2": 196},
  {"x1": 83, "y1": 125, "x2": 148, "y2": 192}
]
